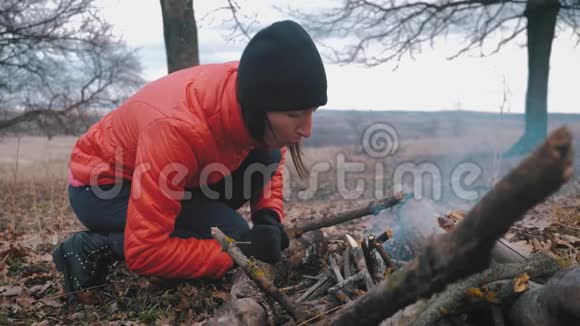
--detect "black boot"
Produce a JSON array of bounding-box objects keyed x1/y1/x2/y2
[{"x1": 52, "y1": 231, "x2": 115, "y2": 292}]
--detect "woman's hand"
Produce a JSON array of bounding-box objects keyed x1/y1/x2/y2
[
  {"x1": 252, "y1": 209, "x2": 290, "y2": 249},
  {"x1": 238, "y1": 225, "x2": 284, "y2": 263}
]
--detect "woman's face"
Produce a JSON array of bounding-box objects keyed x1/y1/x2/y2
[{"x1": 264, "y1": 107, "x2": 317, "y2": 148}]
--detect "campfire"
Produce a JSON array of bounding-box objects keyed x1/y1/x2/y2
[{"x1": 203, "y1": 127, "x2": 578, "y2": 326}]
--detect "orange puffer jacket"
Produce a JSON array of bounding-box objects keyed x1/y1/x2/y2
[{"x1": 69, "y1": 62, "x2": 285, "y2": 279}]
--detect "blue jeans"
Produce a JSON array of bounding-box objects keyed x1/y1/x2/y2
[{"x1": 68, "y1": 148, "x2": 282, "y2": 258}]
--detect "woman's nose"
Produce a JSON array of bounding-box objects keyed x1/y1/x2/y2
[{"x1": 297, "y1": 114, "x2": 312, "y2": 138}]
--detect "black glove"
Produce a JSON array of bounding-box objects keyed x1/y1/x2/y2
[
  {"x1": 237, "y1": 225, "x2": 283, "y2": 263},
  {"x1": 252, "y1": 209, "x2": 290, "y2": 250}
]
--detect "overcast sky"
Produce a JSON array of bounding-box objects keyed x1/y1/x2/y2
[{"x1": 96, "y1": 0, "x2": 580, "y2": 113}]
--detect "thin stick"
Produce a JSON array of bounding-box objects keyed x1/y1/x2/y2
[
  {"x1": 329, "y1": 255, "x2": 351, "y2": 303},
  {"x1": 33, "y1": 283, "x2": 109, "y2": 302},
  {"x1": 328, "y1": 272, "x2": 365, "y2": 293},
  {"x1": 329, "y1": 255, "x2": 344, "y2": 283},
  {"x1": 343, "y1": 246, "x2": 353, "y2": 278},
  {"x1": 287, "y1": 193, "x2": 404, "y2": 238},
  {"x1": 296, "y1": 304, "x2": 346, "y2": 326},
  {"x1": 369, "y1": 234, "x2": 393, "y2": 268},
  {"x1": 211, "y1": 227, "x2": 304, "y2": 322},
  {"x1": 554, "y1": 221, "x2": 580, "y2": 232},
  {"x1": 297, "y1": 272, "x2": 332, "y2": 303},
  {"x1": 346, "y1": 234, "x2": 374, "y2": 290},
  {"x1": 375, "y1": 228, "x2": 393, "y2": 244}
]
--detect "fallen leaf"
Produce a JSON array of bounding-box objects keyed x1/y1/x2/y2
[
  {"x1": 437, "y1": 216, "x2": 455, "y2": 232},
  {"x1": 212, "y1": 290, "x2": 230, "y2": 302},
  {"x1": 70, "y1": 312, "x2": 83, "y2": 319},
  {"x1": 0, "y1": 264, "x2": 8, "y2": 282},
  {"x1": 466, "y1": 287, "x2": 483, "y2": 298},
  {"x1": 28, "y1": 282, "x2": 53, "y2": 297},
  {"x1": 15, "y1": 291, "x2": 36, "y2": 309},
  {"x1": 76, "y1": 291, "x2": 98, "y2": 304},
  {"x1": 0, "y1": 285, "x2": 23, "y2": 297},
  {"x1": 448, "y1": 210, "x2": 465, "y2": 223},
  {"x1": 485, "y1": 290, "x2": 501, "y2": 304},
  {"x1": 136, "y1": 277, "x2": 150, "y2": 289},
  {"x1": 514, "y1": 273, "x2": 530, "y2": 293},
  {"x1": 39, "y1": 299, "x2": 63, "y2": 308},
  {"x1": 0, "y1": 243, "x2": 28, "y2": 261}
]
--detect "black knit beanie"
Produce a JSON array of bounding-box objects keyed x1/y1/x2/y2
[{"x1": 237, "y1": 20, "x2": 327, "y2": 113}]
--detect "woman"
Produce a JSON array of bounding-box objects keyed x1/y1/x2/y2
[{"x1": 52, "y1": 20, "x2": 327, "y2": 292}]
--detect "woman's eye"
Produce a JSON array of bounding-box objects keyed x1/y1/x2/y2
[{"x1": 287, "y1": 113, "x2": 300, "y2": 118}]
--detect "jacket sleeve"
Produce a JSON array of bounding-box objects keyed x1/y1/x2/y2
[
  {"x1": 124, "y1": 119, "x2": 233, "y2": 279},
  {"x1": 250, "y1": 147, "x2": 286, "y2": 222}
]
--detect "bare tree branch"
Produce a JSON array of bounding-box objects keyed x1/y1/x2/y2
[
  {"x1": 0, "y1": 0, "x2": 144, "y2": 134},
  {"x1": 285, "y1": 0, "x2": 577, "y2": 66}
]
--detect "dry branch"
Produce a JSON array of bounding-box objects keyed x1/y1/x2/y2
[
  {"x1": 328, "y1": 273, "x2": 365, "y2": 294},
  {"x1": 327, "y1": 127, "x2": 574, "y2": 325},
  {"x1": 210, "y1": 227, "x2": 305, "y2": 322},
  {"x1": 297, "y1": 272, "x2": 332, "y2": 303},
  {"x1": 287, "y1": 193, "x2": 404, "y2": 238},
  {"x1": 369, "y1": 234, "x2": 393, "y2": 268}
]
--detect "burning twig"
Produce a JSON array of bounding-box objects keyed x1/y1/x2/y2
[
  {"x1": 368, "y1": 234, "x2": 393, "y2": 269},
  {"x1": 328, "y1": 127, "x2": 574, "y2": 325},
  {"x1": 375, "y1": 228, "x2": 394, "y2": 244},
  {"x1": 210, "y1": 227, "x2": 305, "y2": 322},
  {"x1": 287, "y1": 193, "x2": 405, "y2": 238}
]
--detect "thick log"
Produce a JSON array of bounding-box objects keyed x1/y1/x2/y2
[
  {"x1": 412, "y1": 256, "x2": 560, "y2": 325},
  {"x1": 508, "y1": 266, "x2": 580, "y2": 326},
  {"x1": 203, "y1": 269, "x2": 274, "y2": 326},
  {"x1": 438, "y1": 213, "x2": 530, "y2": 264},
  {"x1": 326, "y1": 127, "x2": 574, "y2": 325}
]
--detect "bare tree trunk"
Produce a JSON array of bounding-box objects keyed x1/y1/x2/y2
[
  {"x1": 507, "y1": 0, "x2": 559, "y2": 155},
  {"x1": 160, "y1": 0, "x2": 199, "y2": 73}
]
